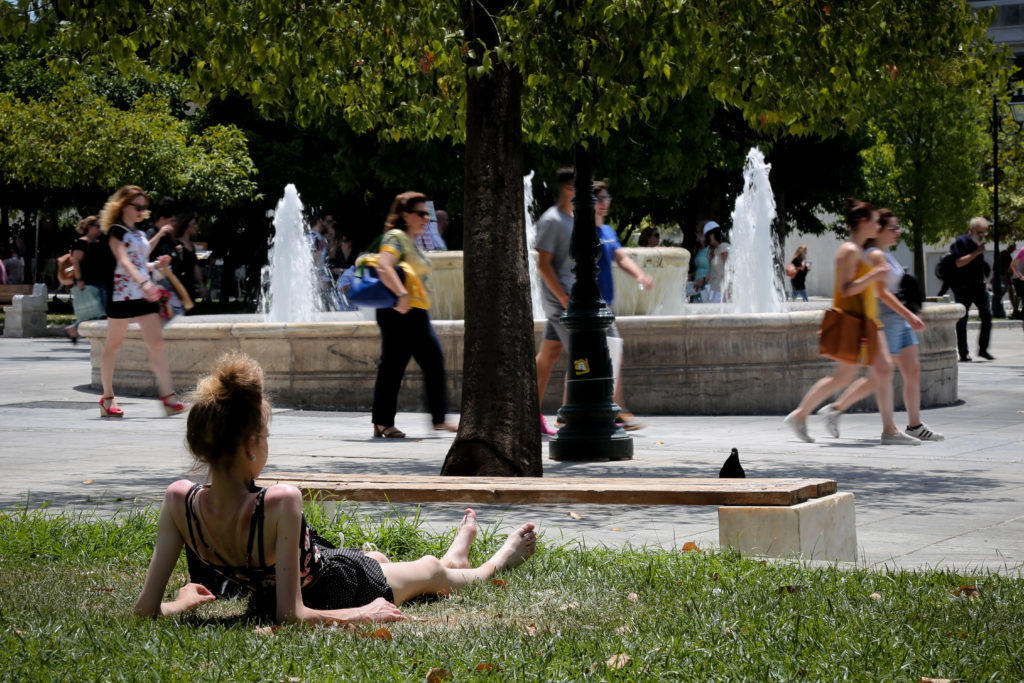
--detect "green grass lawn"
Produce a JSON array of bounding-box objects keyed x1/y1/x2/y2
[{"x1": 1, "y1": 503, "x2": 1021, "y2": 680}]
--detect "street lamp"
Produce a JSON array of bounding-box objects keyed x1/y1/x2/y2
[{"x1": 991, "y1": 88, "x2": 1024, "y2": 318}]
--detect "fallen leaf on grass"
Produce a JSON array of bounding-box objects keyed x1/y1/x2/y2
[
  {"x1": 778, "y1": 585, "x2": 808, "y2": 594},
  {"x1": 567, "y1": 511, "x2": 583, "y2": 520},
  {"x1": 869, "y1": 592, "x2": 883, "y2": 601},
  {"x1": 682, "y1": 541, "x2": 702, "y2": 552},
  {"x1": 81, "y1": 479, "x2": 95, "y2": 485},
  {"x1": 558, "y1": 602, "x2": 579, "y2": 611},
  {"x1": 254, "y1": 625, "x2": 281, "y2": 636},
  {"x1": 918, "y1": 678, "x2": 951, "y2": 683},
  {"x1": 525, "y1": 624, "x2": 537, "y2": 636},
  {"x1": 90, "y1": 587, "x2": 114, "y2": 592},
  {"x1": 954, "y1": 585, "x2": 980, "y2": 600},
  {"x1": 474, "y1": 663, "x2": 501, "y2": 672},
  {"x1": 490, "y1": 579, "x2": 507, "y2": 588},
  {"x1": 358, "y1": 627, "x2": 392, "y2": 641},
  {"x1": 606, "y1": 653, "x2": 632, "y2": 670},
  {"x1": 627, "y1": 592, "x2": 639, "y2": 602},
  {"x1": 426, "y1": 668, "x2": 452, "y2": 682},
  {"x1": 615, "y1": 626, "x2": 630, "y2": 634}
]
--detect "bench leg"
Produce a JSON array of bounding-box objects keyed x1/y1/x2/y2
[{"x1": 717, "y1": 492, "x2": 857, "y2": 562}]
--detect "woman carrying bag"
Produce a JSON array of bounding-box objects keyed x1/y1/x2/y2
[
  {"x1": 65, "y1": 215, "x2": 110, "y2": 342},
  {"x1": 784, "y1": 199, "x2": 920, "y2": 445},
  {"x1": 366, "y1": 191, "x2": 457, "y2": 438}
]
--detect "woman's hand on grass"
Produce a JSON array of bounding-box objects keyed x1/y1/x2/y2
[
  {"x1": 174, "y1": 583, "x2": 216, "y2": 612},
  {"x1": 360, "y1": 597, "x2": 405, "y2": 623}
]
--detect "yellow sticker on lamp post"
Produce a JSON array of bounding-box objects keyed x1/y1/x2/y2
[{"x1": 573, "y1": 358, "x2": 590, "y2": 375}]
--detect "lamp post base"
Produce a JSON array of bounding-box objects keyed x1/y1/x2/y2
[{"x1": 549, "y1": 426, "x2": 634, "y2": 462}]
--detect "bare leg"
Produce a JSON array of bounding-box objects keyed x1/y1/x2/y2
[
  {"x1": 380, "y1": 523, "x2": 536, "y2": 605},
  {"x1": 364, "y1": 551, "x2": 390, "y2": 564},
  {"x1": 831, "y1": 376, "x2": 876, "y2": 413},
  {"x1": 440, "y1": 508, "x2": 477, "y2": 569},
  {"x1": 535, "y1": 339, "x2": 563, "y2": 406},
  {"x1": 101, "y1": 318, "x2": 131, "y2": 410},
  {"x1": 136, "y1": 313, "x2": 174, "y2": 397},
  {"x1": 869, "y1": 334, "x2": 897, "y2": 434},
  {"x1": 788, "y1": 362, "x2": 859, "y2": 422},
  {"x1": 894, "y1": 345, "x2": 921, "y2": 427}
]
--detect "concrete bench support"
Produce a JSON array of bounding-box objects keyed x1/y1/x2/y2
[
  {"x1": 2, "y1": 284, "x2": 49, "y2": 338},
  {"x1": 718, "y1": 492, "x2": 856, "y2": 561}
]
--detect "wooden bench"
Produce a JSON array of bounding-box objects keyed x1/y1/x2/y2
[
  {"x1": 0, "y1": 284, "x2": 35, "y2": 306},
  {"x1": 257, "y1": 473, "x2": 857, "y2": 561}
]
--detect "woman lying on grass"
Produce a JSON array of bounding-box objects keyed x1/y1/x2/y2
[{"x1": 135, "y1": 353, "x2": 537, "y2": 625}]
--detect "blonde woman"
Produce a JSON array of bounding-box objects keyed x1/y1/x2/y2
[{"x1": 98, "y1": 186, "x2": 185, "y2": 418}]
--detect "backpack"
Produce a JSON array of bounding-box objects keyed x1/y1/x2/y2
[
  {"x1": 56, "y1": 251, "x2": 76, "y2": 286},
  {"x1": 934, "y1": 251, "x2": 957, "y2": 284}
]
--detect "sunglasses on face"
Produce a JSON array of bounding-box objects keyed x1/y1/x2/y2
[
  {"x1": 129, "y1": 202, "x2": 148, "y2": 210},
  {"x1": 596, "y1": 194, "x2": 612, "y2": 202},
  {"x1": 409, "y1": 210, "x2": 430, "y2": 218}
]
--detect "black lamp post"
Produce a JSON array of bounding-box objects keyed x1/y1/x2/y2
[
  {"x1": 990, "y1": 88, "x2": 1024, "y2": 318},
  {"x1": 548, "y1": 144, "x2": 633, "y2": 462}
]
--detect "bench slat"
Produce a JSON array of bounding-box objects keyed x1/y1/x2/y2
[{"x1": 256, "y1": 474, "x2": 837, "y2": 507}]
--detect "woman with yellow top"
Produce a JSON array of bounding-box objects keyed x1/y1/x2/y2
[
  {"x1": 784, "y1": 199, "x2": 921, "y2": 445},
  {"x1": 370, "y1": 192, "x2": 457, "y2": 438}
]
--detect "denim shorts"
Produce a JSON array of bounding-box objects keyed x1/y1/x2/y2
[{"x1": 879, "y1": 307, "x2": 917, "y2": 354}]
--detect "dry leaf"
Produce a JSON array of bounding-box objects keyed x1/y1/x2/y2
[
  {"x1": 653, "y1": 441, "x2": 664, "y2": 446},
  {"x1": 567, "y1": 511, "x2": 583, "y2": 520},
  {"x1": 558, "y1": 602, "x2": 579, "y2": 611},
  {"x1": 588, "y1": 663, "x2": 601, "y2": 674},
  {"x1": 627, "y1": 592, "x2": 639, "y2": 602},
  {"x1": 606, "y1": 653, "x2": 632, "y2": 670},
  {"x1": 615, "y1": 626, "x2": 630, "y2": 634},
  {"x1": 954, "y1": 585, "x2": 980, "y2": 600},
  {"x1": 918, "y1": 679, "x2": 951, "y2": 683},
  {"x1": 724, "y1": 626, "x2": 734, "y2": 634},
  {"x1": 426, "y1": 668, "x2": 452, "y2": 682},
  {"x1": 525, "y1": 624, "x2": 537, "y2": 636},
  {"x1": 711, "y1": 572, "x2": 720, "y2": 581},
  {"x1": 81, "y1": 479, "x2": 95, "y2": 485},
  {"x1": 90, "y1": 587, "x2": 114, "y2": 592},
  {"x1": 475, "y1": 663, "x2": 501, "y2": 672},
  {"x1": 612, "y1": 527, "x2": 621, "y2": 532},
  {"x1": 254, "y1": 625, "x2": 280, "y2": 636},
  {"x1": 778, "y1": 585, "x2": 808, "y2": 594},
  {"x1": 682, "y1": 541, "x2": 702, "y2": 552},
  {"x1": 490, "y1": 579, "x2": 507, "y2": 589},
  {"x1": 869, "y1": 592, "x2": 882, "y2": 601},
  {"x1": 359, "y1": 627, "x2": 392, "y2": 641}
]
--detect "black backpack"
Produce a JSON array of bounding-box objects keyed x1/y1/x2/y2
[
  {"x1": 934, "y1": 251, "x2": 957, "y2": 284},
  {"x1": 898, "y1": 272, "x2": 924, "y2": 314}
]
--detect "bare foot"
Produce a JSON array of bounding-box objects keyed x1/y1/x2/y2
[
  {"x1": 441, "y1": 508, "x2": 477, "y2": 569},
  {"x1": 487, "y1": 522, "x2": 537, "y2": 572}
]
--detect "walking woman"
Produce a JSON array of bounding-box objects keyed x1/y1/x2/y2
[
  {"x1": 368, "y1": 191, "x2": 456, "y2": 438},
  {"x1": 135, "y1": 353, "x2": 536, "y2": 624},
  {"x1": 64, "y1": 215, "x2": 110, "y2": 342},
  {"x1": 819, "y1": 210, "x2": 940, "y2": 441},
  {"x1": 98, "y1": 186, "x2": 186, "y2": 418},
  {"x1": 783, "y1": 199, "x2": 919, "y2": 445}
]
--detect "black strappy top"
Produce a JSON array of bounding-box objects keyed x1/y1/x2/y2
[{"x1": 182, "y1": 483, "x2": 323, "y2": 601}]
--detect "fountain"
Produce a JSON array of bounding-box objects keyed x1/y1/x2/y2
[
  {"x1": 81, "y1": 160, "x2": 962, "y2": 414},
  {"x1": 260, "y1": 184, "x2": 321, "y2": 322}
]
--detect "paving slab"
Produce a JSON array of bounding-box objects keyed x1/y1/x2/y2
[{"x1": 0, "y1": 326, "x2": 1021, "y2": 572}]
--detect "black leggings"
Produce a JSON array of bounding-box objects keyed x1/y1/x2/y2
[
  {"x1": 372, "y1": 307, "x2": 447, "y2": 426},
  {"x1": 953, "y1": 285, "x2": 991, "y2": 357}
]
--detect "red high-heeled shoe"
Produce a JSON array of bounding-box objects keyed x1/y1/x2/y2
[
  {"x1": 99, "y1": 396, "x2": 123, "y2": 418},
  {"x1": 159, "y1": 393, "x2": 187, "y2": 416}
]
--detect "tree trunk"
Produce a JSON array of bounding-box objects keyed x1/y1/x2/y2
[{"x1": 441, "y1": 0, "x2": 541, "y2": 476}]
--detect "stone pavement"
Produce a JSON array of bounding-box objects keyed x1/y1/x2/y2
[{"x1": 0, "y1": 326, "x2": 1021, "y2": 572}]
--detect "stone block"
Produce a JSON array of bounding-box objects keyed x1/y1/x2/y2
[
  {"x1": 2, "y1": 284, "x2": 49, "y2": 338},
  {"x1": 718, "y1": 491, "x2": 857, "y2": 561}
]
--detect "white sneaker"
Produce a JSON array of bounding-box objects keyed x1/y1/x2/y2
[
  {"x1": 783, "y1": 413, "x2": 814, "y2": 443},
  {"x1": 906, "y1": 423, "x2": 945, "y2": 441},
  {"x1": 880, "y1": 431, "x2": 921, "y2": 446},
  {"x1": 817, "y1": 404, "x2": 842, "y2": 438}
]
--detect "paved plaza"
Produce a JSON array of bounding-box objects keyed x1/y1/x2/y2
[{"x1": 1, "y1": 324, "x2": 1021, "y2": 572}]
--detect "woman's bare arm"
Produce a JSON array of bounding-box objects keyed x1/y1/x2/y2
[
  {"x1": 270, "y1": 486, "x2": 404, "y2": 626},
  {"x1": 836, "y1": 244, "x2": 888, "y2": 298},
  {"x1": 135, "y1": 481, "x2": 216, "y2": 617},
  {"x1": 865, "y1": 252, "x2": 924, "y2": 331}
]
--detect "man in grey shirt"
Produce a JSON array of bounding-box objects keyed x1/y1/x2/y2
[{"x1": 535, "y1": 167, "x2": 576, "y2": 434}]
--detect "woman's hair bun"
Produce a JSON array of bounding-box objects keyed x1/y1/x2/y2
[{"x1": 187, "y1": 353, "x2": 268, "y2": 468}]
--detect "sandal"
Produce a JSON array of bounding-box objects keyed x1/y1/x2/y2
[
  {"x1": 373, "y1": 424, "x2": 406, "y2": 439},
  {"x1": 433, "y1": 422, "x2": 458, "y2": 432},
  {"x1": 99, "y1": 396, "x2": 123, "y2": 418},
  {"x1": 616, "y1": 412, "x2": 645, "y2": 431},
  {"x1": 159, "y1": 393, "x2": 188, "y2": 416}
]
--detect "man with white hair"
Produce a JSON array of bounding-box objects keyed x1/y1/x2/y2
[{"x1": 950, "y1": 216, "x2": 993, "y2": 362}]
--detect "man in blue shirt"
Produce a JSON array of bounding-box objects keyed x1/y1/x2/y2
[
  {"x1": 594, "y1": 181, "x2": 653, "y2": 430},
  {"x1": 950, "y1": 216, "x2": 993, "y2": 362}
]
